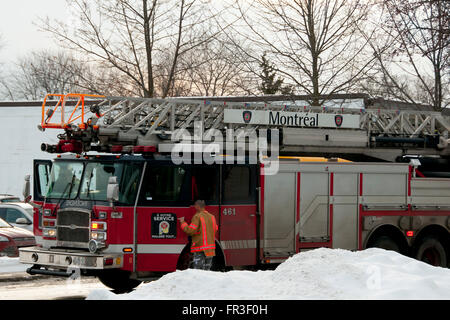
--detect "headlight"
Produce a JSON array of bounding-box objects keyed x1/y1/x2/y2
[
  {"x1": 43, "y1": 228, "x2": 56, "y2": 238},
  {"x1": 0, "y1": 235, "x2": 9, "y2": 242},
  {"x1": 91, "y1": 231, "x2": 106, "y2": 241}
]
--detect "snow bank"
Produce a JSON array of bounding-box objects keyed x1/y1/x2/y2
[
  {"x1": 87, "y1": 248, "x2": 450, "y2": 300},
  {"x1": 0, "y1": 256, "x2": 30, "y2": 273}
]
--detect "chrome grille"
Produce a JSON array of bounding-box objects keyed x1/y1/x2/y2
[
  {"x1": 57, "y1": 227, "x2": 89, "y2": 242},
  {"x1": 56, "y1": 209, "x2": 90, "y2": 246},
  {"x1": 57, "y1": 210, "x2": 90, "y2": 227}
]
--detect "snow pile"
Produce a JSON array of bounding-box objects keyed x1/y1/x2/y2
[
  {"x1": 0, "y1": 256, "x2": 30, "y2": 273},
  {"x1": 87, "y1": 248, "x2": 450, "y2": 300}
]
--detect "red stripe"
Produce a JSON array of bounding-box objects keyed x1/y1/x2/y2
[
  {"x1": 296, "y1": 172, "x2": 301, "y2": 222},
  {"x1": 415, "y1": 169, "x2": 425, "y2": 178},
  {"x1": 359, "y1": 173, "x2": 363, "y2": 196},
  {"x1": 260, "y1": 163, "x2": 265, "y2": 260},
  {"x1": 296, "y1": 172, "x2": 301, "y2": 253},
  {"x1": 191, "y1": 246, "x2": 216, "y2": 252},
  {"x1": 212, "y1": 215, "x2": 218, "y2": 232},
  {"x1": 408, "y1": 165, "x2": 412, "y2": 196},
  {"x1": 298, "y1": 242, "x2": 332, "y2": 249},
  {"x1": 358, "y1": 173, "x2": 363, "y2": 250},
  {"x1": 329, "y1": 172, "x2": 334, "y2": 247}
]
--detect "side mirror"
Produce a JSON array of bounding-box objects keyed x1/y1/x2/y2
[
  {"x1": 106, "y1": 176, "x2": 119, "y2": 205},
  {"x1": 15, "y1": 217, "x2": 29, "y2": 225},
  {"x1": 23, "y1": 175, "x2": 31, "y2": 203}
]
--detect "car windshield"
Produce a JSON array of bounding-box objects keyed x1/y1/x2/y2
[
  {"x1": 25, "y1": 208, "x2": 34, "y2": 217},
  {"x1": 1, "y1": 198, "x2": 20, "y2": 203},
  {"x1": 0, "y1": 218, "x2": 11, "y2": 228}
]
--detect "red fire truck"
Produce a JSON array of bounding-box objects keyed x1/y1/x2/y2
[{"x1": 19, "y1": 94, "x2": 450, "y2": 292}]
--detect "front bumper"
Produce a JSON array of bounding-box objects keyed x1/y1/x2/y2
[{"x1": 19, "y1": 246, "x2": 123, "y2": 270}]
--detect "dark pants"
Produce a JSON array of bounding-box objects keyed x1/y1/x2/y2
[{"x1": 190, "y1": 252, "x2": 213, "y2": 270}]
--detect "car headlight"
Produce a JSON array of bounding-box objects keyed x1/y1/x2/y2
[{"x1": 0, "y1": 236, "x2": 9, "y2": 242}]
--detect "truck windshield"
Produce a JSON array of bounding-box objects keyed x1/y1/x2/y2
[
  {"x1": 45, "y1": 161, "x2": 142, "y2": 204},
  {"x1": 79, "y1": 162, "x2": 142, "y2": 204},
  {"x1": 46, "y1": 161, "x2": 84, "y2": 199}
]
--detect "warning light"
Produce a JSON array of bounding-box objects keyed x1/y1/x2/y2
[
  {"x1": 406, "y1": 230, "x2": 414, "y2": 237},
  {"x1": 91, "y1": 222, "x2": 106, "y2": 230}
]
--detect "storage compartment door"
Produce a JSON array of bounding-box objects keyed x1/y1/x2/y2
[{"x1": 263, "y1": 172, "x2": 296, "y2": 257}]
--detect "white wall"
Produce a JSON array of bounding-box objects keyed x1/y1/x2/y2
[{"x1": 0, "y1": 107, "x2": 57, "y2": 197}]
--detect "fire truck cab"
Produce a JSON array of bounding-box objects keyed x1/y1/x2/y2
[{"x1": 20, "y1": 154, "x2": 259, "y2": 291}]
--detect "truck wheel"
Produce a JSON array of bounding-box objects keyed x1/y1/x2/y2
[
  {"x1": 177, "y1": 248, "x2": 192, "y2": 270},
  {"x1": 368, "y1": 235, "x2": 401, "y2": 252},
  {"x1": 98, "y1": 270, "x2": 142, "y2": 294},
  {"x1": 414, "y1": 236, "x2": 447, "y2": 267}
]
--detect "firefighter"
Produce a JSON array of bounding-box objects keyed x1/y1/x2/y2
[{"x1": 178, "y1": 200, "x2": 218, "y2": 270}]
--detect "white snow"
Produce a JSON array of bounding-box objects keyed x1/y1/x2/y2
[
  {"x1": 0, "y1": 106, "x2": 55, "y2": 197},
  {"x1": 0, "y1": 256, "x2": 31, "y2": 273},
  {"x1": 87, "y1": 248, "x2": 450, "y2": 300}
]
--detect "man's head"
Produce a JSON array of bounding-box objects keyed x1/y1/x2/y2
[{"x1": 194, "y1": 200, "x2": 206, "y2": 212}]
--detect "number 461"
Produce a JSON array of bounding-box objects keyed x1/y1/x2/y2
[{"x1": 222, "y1": 207, "x2": 236, "y2": 216}]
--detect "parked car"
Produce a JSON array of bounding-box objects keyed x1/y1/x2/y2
[
  {"x1": 0, "y1": 194, "x2": 21, "y2": 203},
  {"x1": 0, "y1": 203, "x2": 33, "y2": 231},
  {"x1": 0, "y1": 218, "x2": 35, "y2": 257}
]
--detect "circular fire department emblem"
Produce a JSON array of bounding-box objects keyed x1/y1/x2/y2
[{"x1": 159, "y1": 221, "x2": 170, "y2": 235}]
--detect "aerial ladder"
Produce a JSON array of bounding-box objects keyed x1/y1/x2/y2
[{"x1": 37, "y1": 93, "x2": 450, "y2": 163}]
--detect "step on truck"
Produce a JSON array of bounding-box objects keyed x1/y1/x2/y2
[{"x1": 19, "y1": 93, "x2": 450, "y2": 292}]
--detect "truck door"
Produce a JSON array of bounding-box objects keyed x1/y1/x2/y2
[
  {"x1": 33, "y1": 160, "x2": 52, "y2": 202},
  {"x1": 220, "y1": 164, "x2": 258, "y2": 266},
  {"x1": 33, "y1": 160, "x2": 52, "y2": 231},
  {"x1": 135, "y1": 163, "x2": 192, "y2": 272}
]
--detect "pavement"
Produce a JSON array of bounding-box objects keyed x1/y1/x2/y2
[{"x1": 0, "y1": 273, "x2": 105, "y2": 300}]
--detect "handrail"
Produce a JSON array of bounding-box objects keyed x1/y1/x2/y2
[{"x1": 40, "y1": 93, "x2": 105, "y2": 130}]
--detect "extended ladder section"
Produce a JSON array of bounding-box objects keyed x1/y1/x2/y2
[{"x1": 38, "y1": 94, "x2": 450, "y2": 162}]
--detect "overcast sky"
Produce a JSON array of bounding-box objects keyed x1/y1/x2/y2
[{"x1": 0, "y1": 0, "x2": 69, "y2": 63}]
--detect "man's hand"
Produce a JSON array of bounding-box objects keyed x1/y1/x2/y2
[{"x1": 178, "y1": 217, "x2": 185, "y2": 224}]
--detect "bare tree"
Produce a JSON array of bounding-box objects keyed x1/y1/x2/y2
[
  {"x1": 0, "y1": 34, "x2": 12, "y2": 100},
  {"x1": 39, "y1": 0, "x2": 223, "y2": 98},
  {"x1": 173, "y1": 35, "x2": 255, "y2": 96},
  {"x1": 365, "y1": 0, "x2": 449, "y2": 110},
  {"x1": 7, "y1": 50, "x2": 88, "y2": 100},
  {"x1": 229, "y1": 0, "x2": 376, "y2": 104}
]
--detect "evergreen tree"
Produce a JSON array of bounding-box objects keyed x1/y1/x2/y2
[{"x1": 259, "y1": 53, "x2": 285, "y2": 95}]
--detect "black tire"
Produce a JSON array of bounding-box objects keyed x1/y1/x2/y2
[
  {"x1": 414, "y1": 236, "x2": 448, "y2": 267},
  {"x1": 368, "y1": 235, "x2": 401, "y2": 252},
  {"x1": 98, "y1": 270, "x2": 142, "y2": 293},
  {"x1": 177, "y1": 249, "x2": 192, "y2": 271}
]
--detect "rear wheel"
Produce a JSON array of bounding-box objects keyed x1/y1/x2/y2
[
  {"x1": 368, "y1": 235, "x2": 401, "y2": 253},
  {"x1": 414, "y1": 236, "x2": 447, "y2": 267},
  {"x1": 98, "y1": 270, "x2": 142, "y2": 294}
]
